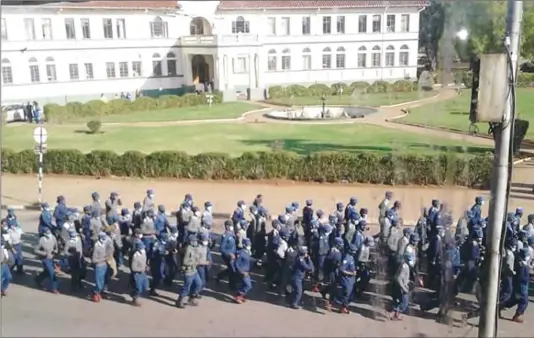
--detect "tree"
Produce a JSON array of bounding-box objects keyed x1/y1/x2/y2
[{"x1": 419, "y1": 0, "x2": 446, "y2": 70}]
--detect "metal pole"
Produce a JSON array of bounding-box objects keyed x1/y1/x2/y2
[{"x1": 478, "y1": 1, "x2": 522, "y2": 337}]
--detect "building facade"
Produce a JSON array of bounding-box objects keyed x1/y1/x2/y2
[{"x1": 0, "y1": 0, "x2": 427, "y2": 104}]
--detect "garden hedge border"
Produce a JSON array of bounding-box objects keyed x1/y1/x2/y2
[
  {"x1": 1, "y1": 149, "x2": 492, "y2": 188},
  {"x1": 43, "y1": 93, "x2": 223, "y2": 123}
]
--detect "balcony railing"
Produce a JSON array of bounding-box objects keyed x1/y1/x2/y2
[{"x1": 180, "y1": 34, "x2": 259, "y2": 46}]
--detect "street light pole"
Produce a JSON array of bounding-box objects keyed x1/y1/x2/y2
[{"x1": 478, "y1": 1, "x2": 523, "y2": 337}]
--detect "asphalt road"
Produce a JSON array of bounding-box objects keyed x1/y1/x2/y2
[{"x1": 1, "y1": 211, "x2": 533, "y2": 337}]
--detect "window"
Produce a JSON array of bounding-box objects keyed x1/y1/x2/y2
[
  {"x1": 119, "y1": 62, "x2": 129, "y2": 77},
  {"x1": 336, "y1": 16, "x2": 345, "y2": 34},
  {"x1": 385, "y1": 45, "x2": 395, "y2": 66},
  {"x1": 322, "y1": 16, "x2": 331, "y2": 34},
  {"x1": 2, "y1": 59, "x2": 13, "y2": 84},
  {"x1": 358, "y1": 15, "x2": 367, "y2": 33},
  {"x1": 302, "y1": 16, "x2": 311, "y2": 35},
  {"x1": 84, "y1": 63, "x2": 94, "y2": 79},
  {"x1": 401, "y1": 14, "x2": 410, "y2": 32},
  {"x1": 302, "y1": 47, "x2": 311, "y2": 70},
  {"x1": 267, "y1": 49, "x2": 277, "y2": 71},
  {"x1": 24, "y1": 18, "x2": 36, "y2": 40},
  {"x1": 150, "y1": 17, "x2": 168, "y2": 38},
  {"x1": 81, "y1": 19, "x2": 91, "y2": 39},
  {"x1": 106, "y1": 62, "x2": 116, "y2": 78},
  {"x1": 322, "y1": 47, "x2": 332, "y2": 69},
  {"x1": 29, "y1": 57, "x2": 40, "y2": 83},
  {"x1": 152, "y1": 53, "x2": 162, "y2": 76},
  {"x1": 281, "y1": 49, "x2": 291, "y2": 70},
  {"x1": 386, "y1": 15, "x2": 395, "y2": 32},
  {"x1": 41, "y1": 19, "x2": 52, "y2": 40},
  {"x1": 45, "y1": 57, "x2": 56, "y2": 81},
  {"x1": 400, "y1": 45, "x2": 409, "y2": 66},
  {"x1": 357, "y1": 46, "x2": 367, "y2": 67},
  {"x1": 267, "y1": 17, "x2": 276, "y2": 35},
  {"x1": 372, "y1": 15, "x2": 381, "y2": 33},
  {"x1": 233, "y1": 57, "x2": 247, "y2": 74},
  {"x1": 116, "y1": 19, "x2": 126, "y2": 39},
  {"x1": 65, "y1": 18, "x2": 75, "y2": 39},
  {"x1": 103, "y1": 19, "x2": 113, "y2": 39},
  {"x1": 281, "y1": 17, "x2": 290, "y2": 36},
  {"x1": 69, "y1": 64, "x2": 79, "y2": 80},
  {"x1": 336, "y1": 47, "x2": 345, "y2": 68},
  {"x1": 232, "y1": 16, "x2": 250, "y2": 34},
  {"x1": 132, "y1": 61, "x2": 142, "y2": 77},
  {"x1": 166, "y1": 52, "x2": 177, "y2": 76},
  {"x1": 1, "y1": 18, "x2": 7, "y2": 40},
  {"x1": 372, "y1": 46, "x2": 381, "y2": 67}
]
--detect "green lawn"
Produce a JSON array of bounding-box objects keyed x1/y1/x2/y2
[
  {"x1": 399, "y1": 88, "x2": 534, "y2": 138},
  {"x1": 60, "y1": 102, "x2": 264, "y2": 124},
  {"x1": 267, "y1": 91, "x2": 436, "y2": 107},
  {"x1": 2, "y1": 122, "x2": 489, "y2": 157}
]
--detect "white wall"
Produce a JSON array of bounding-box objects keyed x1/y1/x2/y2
[{"x1": 1, "y1": 3, "x2": 422, "y2": 103}]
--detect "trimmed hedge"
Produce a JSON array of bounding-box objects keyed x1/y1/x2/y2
[
  {"x1": 268, "y1": 80, "x2": 421, "y2": 99},
  {"x1": 44, "y1": 93, "x2": 223, "y2": 123},
  {"x1": 1, "y1": 149, "x2": 492, "y2": 188},
  {"x1": 431, "y1": 70, "x2": 534, "y2": 89}
]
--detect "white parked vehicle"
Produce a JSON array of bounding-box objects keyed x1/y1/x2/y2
[{"x1": 1, "y1": 104, "x2": 27, "y2": 123}]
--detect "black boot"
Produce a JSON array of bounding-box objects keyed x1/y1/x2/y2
[
  {"x1": 188, "y1": 296, "x2": 198, "y2": 306},
  {"x1": 175, "y1": 296, "x2": 185, "y2": 308}
]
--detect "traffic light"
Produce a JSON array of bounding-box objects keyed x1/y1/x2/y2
[{"x1": 469, "y1": 56, "x2": 481, "y2": 124}]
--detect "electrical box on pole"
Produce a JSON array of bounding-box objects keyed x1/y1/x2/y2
[{"x1": 470, "y1": 53, "x2": 509, "y2": 123}]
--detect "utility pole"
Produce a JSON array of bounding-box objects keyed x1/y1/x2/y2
[{"x1": 478, "y1": 1, "x2": 523, "y2": 337}]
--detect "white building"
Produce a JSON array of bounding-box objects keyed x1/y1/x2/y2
[{"x1": 0, "y1": 0, "x2": 427, "y2": 104}]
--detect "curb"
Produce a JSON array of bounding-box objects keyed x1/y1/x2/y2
[
  {"x1": 385, "y1": 109, "x2": 409, "y2": 122},
  {"x1": 513, "y1": 157, "x2": 533, "y2": 165},
  {"x1": 0, "y1": 204, "x2": 418, "y2": 226},
  {"x1": 379, "y1": 93, "x2": 440, "y2": 109}
]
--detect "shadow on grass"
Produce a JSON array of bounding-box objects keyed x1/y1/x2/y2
[
  {"x1": 73, "y1": 130, "x2": 105, "y2": 135},
  {"x1": 449, "y1": 111, "x2": 469, "y2": 116},
  {"x1": 240, "y1": 139, "x2": 491, "y2": 157}
]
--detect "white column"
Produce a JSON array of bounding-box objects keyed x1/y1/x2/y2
[
  {"x1": 223, "y1": 54, "x2": 230, "y2": 89},
  {"x1": 255, "y1": 53, "x2": 262, "y2": 88},
  {"x1": 181, "y1": 54, "x2": 190, "y2": 85},
  {"x1": 248, "y1": 53, "x2": 255, "y2": 89}
]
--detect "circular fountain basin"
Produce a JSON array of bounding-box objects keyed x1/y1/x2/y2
[{"x1": 264, "y1": 105, "x2": 377, "y2": 121}]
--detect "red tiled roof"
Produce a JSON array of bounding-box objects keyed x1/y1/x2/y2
[
  {"x1": 217, "y1": 1, "x2": 428, "y2": 10},
  {"x1": 45, "y1": 1, "x2": 180, "y2": 9}
]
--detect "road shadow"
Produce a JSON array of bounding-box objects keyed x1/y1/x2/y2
[
  {"x1": 510, "y1": 194, "x2": 534, "y2": 201},
  {"x1": 240, "y1": 139, "x2": 491, "y2": 157}
]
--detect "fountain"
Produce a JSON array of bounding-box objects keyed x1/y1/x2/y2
[{"x1": 264, "y1": 95, "x2": 377, "y2": 121}]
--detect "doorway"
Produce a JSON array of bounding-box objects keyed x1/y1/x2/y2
[{"x1": 191, "y1": 55, "x2": 210, "y2": 85}]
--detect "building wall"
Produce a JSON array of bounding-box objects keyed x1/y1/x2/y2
[{"x1": 1, "y1": 3, "x2": 422, "y2": 104}]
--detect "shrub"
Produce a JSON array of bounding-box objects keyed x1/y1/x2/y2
[
  {"x1": 331, "y1": 82, "x2": 349, "y2": 95},
  {"x1": 286, "y1": 85, "x2": 308, "y2": 97},
  {"x1": 308, "y1": 84, "x2": 331, "y2": 96},
  {"x1": 392, "y1": 80, "x2": 416, "y2": 93},
  {"x1": 350, "y1": 81, "x2": 371, "y2": 91},
  {"x1": 43, "y1": 93, "x2": 223, "y2": 123},
  {"x1": 368, "y1": 81, "x2": 392, "y2": 93},
  {"x1": 0, "y1": 148, "x2": 492, "y2": 188},
  {"x1": 267, "y1": 86, "x2": 286, "y2": 99},
  {"x1": 86, "y1": 120, "x2": 102, "y2": 134}
]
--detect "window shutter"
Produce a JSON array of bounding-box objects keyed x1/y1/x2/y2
[{"x1": 150, "y1": 22, "x2": 154, "y2": 37}]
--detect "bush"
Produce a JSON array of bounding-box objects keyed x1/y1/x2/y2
[
  {"x1": 392, "y1": 80, "x2": 416, "y2": 93},
  {"x1": 308, "y1": 84, "x2": 331, "y2": 96},
  {"x1": 331, "y1": 82, "x2": 349, "y2": 95},
  {"x1": 44, "y1": 93, "x2": 223, "y2": 122},
  {"x1": 0, "y1": 149, "x2": 492, "y2": 188},
  {"x1": 86, "y1": 120, "x2": 102, "y2": 134}
]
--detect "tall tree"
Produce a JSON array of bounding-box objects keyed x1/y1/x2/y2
[{"x1": 419, "y1": 0, "x2": 446, "y2": 70}]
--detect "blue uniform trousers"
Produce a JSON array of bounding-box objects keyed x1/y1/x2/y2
[
  {"x1": 93, "y1": 264, "x2": 108, "y2": 294},
  {"x1": 179, "y1": 272, "x2": 202, "y2": 298},
  {"x1": 1, "y1": 263, "x2": 12, "y2": 292},
  {"x1": 131, "y1": 272, "x2": 148, "y2": 298},
  {"x1": 35, "y1": 258, "x2": 58, "y2": 292}
]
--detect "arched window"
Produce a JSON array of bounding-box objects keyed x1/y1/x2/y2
[
  {"x1": 372, "y1": 45, "x2": 381, "y2": 67},
  {"x1": 166, "y1": 52, "x2": 177, "y2": 76},
  {"x1": 357, "y1": 46, "x2": 367, "y2": 68},
  {"x1": 152, "y1": 53, "x2": 162, "y2": 76},
  {"x1": 302, "y1": 47, "x2": 311, "y2": 70},
  {"x1": 267, "y1": 49, "x2": 277, "y2": 71},
  {"x1": 150, "y1": 16, "x2": 168, "y2": 38},
  {"x1": 232, "y1": 16, "x2": 250, "y2": 34},
  {"x1": 385, "y1": 45, "x2": 395, "y2": 66},
  {"x1": 1, "y1": 58, "x2": 13, "y2": 84},
  {"x1": 28, "y1": 57, "x2": 40, "y2": 83},
  {"x1": 281, "y1": 49, "x2": 291, "y2": 71},
  {"x1": 45, "y1": 56, "x2": 57, "y2": 81},
  {"x1": 336, "y1": 46, "x2": 345, "y2": 69},
  {"x1": 322, "y1": 47, "x2": 332, "y2": 69},
  {"x1": 400, "y1": 44, "x2": 409, "y2": 66},
  {"x1": 190, "y1": 17, "x2": 205, "y2": 35}
]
